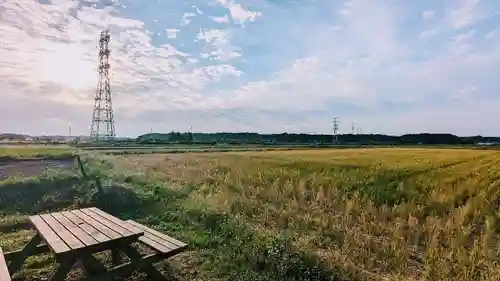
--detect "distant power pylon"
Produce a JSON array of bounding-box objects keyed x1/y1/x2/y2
[
  {"x1": 333, "y1": 117, "x2": 339, "y2": 143},
  {"x1": 90, "y1": 30, "x2": 115, "y2": 141}
]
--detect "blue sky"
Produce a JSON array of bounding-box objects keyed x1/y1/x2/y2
[{"x1": 1, "y1": 0, "x2": 500, "y2": 136}]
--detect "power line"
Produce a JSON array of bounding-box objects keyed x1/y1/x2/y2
[
  {"x1": 7, "y1": 21, "x2": 322, "y2": 135},
  {"x1": 155, "y1": 92, "x2": 310, "y2": 133}
]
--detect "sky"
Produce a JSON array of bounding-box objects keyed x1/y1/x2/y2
[{"x1": 1, "y1": 0, "x2": 500, "y2": 137}]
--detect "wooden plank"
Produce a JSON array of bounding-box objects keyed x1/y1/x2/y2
[
  {"x1": 60, "y1": 211, "x2": 110, "y2": 243},
  {"x1": 40, "y1": 214, "x2": 85, "y2": 250},
  {"x1": 30, "y1": 215, "x2": 70, "y2": 254},
  {"x1": 125, "y1": 220, "x2": 188, "y2": 255},
  {"x1": 80, "y1": 209, "x2": 133, "y2": 237},
  {"x1": 70, "y1": 210, "x2": 121, "y2": 240},
  {"x1": 141, "y1": 230, "x2": 179, "y2": 251},
  {"x1": 87, "y1": 208, "x2": 143, "y2": 235},
  {"x1": 137, "y1": 236, "x2": 173, "y2": 254},
  {"x1": 118, "y1": 244, "x2": 166, "y2": 281},
  {"x1": 4, "y1": 244, "x2": 49, "y2": 261},
  {"x1": 127, "y1": 220, "x2": 187, "y2": 247},
  {"x1": 51, "y1": 212, "x2": 98, "y2": 246},
  {"x1": 0, "y1": 247, "x2": 11, "y2": 281},
  {"x1": 84, "y1": 253, "x2": 163, "y2": 281}
]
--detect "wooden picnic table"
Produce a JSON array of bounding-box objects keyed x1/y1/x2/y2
[{"x1": 0, "y1": 207, "x2": 187, "y2": 281}]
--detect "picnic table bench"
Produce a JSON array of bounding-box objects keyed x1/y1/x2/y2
[{"x1": 0, "y1": 207, "x2": 187, "y2": 281}]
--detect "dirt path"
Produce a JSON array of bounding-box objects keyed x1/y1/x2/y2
[{"x1": 0, "y1": 159, "x2": 75, "y2": 180}]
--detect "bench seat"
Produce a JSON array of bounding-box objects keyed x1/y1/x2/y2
[
  {"x1": 125, "y1": 220, "x2": 187, "y2": 258},
  {"x1": 0, "y1": 247, "x2": 11, "y2": 281}
]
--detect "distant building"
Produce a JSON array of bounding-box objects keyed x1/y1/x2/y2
[{"x1": 476, "y1": 142, "x2": 500, "y2": 146}]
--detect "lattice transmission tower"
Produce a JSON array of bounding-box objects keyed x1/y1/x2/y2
[
  {"x1": 90, "y1": 30, "x2": 115, "y2": 141},
  {"x1": 333, "y1": 117, "x2": 339, "y2": 143}
]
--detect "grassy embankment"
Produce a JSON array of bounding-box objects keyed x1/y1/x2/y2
[{"x1": 2, "y1": 147, "x2": 500, "y2": 280}]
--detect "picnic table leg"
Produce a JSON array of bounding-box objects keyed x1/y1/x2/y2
[
  {"x1": 7, "y1": 233, "x2": 42, "y2": 274},
  {"x1": 80, "y1": 254, "x2": 110, "y2": 280},
  {"x1": 111, "y1": 248, "x2": 122, "y2": 266},
  {"x1": 119, "y1": 244, "x2": 165, "y2": 281},
  {"x1": 49, "y1": 257, "x2": 77, "y2": 281}
]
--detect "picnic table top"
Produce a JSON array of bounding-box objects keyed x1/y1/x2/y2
[{"x1": 29, "y1": 207, "x2": 143, "y2": 256}]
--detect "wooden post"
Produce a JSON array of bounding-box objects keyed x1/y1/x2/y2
[{"x1": 7, "y1": 234, "x2": 41, "y2": 274}]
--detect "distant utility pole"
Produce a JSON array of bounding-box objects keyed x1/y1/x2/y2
[
  {"x1": 333, "y1": 117, "x2": 339, "y2": 143},
  {"x1": 351, "y1": 122, "x2": 355, "y2": 135}
]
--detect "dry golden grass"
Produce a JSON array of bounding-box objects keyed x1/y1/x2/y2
[{"x1": 116, "y1": 148, "x2": 500, "y2": 281}]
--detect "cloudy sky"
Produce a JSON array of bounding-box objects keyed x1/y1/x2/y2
[{"x1": 1, "y1": 0, "x2": 500, "y2": 137}]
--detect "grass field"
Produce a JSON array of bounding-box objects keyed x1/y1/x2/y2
[
  {"x1": 114, "y1": 148, "x2": 500, "y2": 281},
  {"x1": 1, "y1": 147, "x2": 500, "y2": 280},
  {"x1": 0, "y1": 145, "x2": 73, "y2": 160}
]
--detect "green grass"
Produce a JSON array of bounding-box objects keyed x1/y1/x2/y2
[
  {"x1": 0, "y1": 146, "x2": 73, "y2": 160},
  {"x1": 2, "y1": 148, "x2": 500, "y2": 280}
]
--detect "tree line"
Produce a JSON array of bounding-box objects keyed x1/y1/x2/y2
[{"x1": 135, "y1": 132, "x2": 500, "y2": 145}]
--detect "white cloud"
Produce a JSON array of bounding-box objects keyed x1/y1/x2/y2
[
  {"x1": 180, "y1": 12, "x2": 197, "y2": 26},
  {"x1": 192, "y1": 6, "x2": 203, "y2": 15},
  {"x1": 197, "y1": 0, "x2": 500, "y2": 133},
  {"x1": 422, "y1": 10, "x2": 435, "y2": 21},
  {"x1": 215, "y1": 0, "x2": 262, "y2": 24},
  {"x1": 211, "y1": 15, "x2": 230, "y2": 23},
  {"x1": 197, "y1": 29, "x2": 241, "y2": 61},
  {"x1": 1, "y1": 0, "x2": 500, "y2": 136},
  {"x1": 448, "y1": 30, "x2": 476, "y2": 54},
  {"x1": 227, "y1": 3, "x2": 261, "y2": 24},
  {"x1": 445, "y1": 0, "x2": 483, "y2": 29},
  {"x1": 486, "y1": 28, "x2": 500, "y2": 40},
  {"x1": 420, "y1": 28, "x2": 438, "y2": 38},
  {"x1": 165, "y1": 28, "x2": 179, "y2": 39},
  {"x1": 0, "y1": 1, "x2": 241, "y2": 125}
]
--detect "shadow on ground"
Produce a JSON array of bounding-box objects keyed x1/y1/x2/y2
[
  {"x1": 0, "y1": 176, "x2": 88, "y2": 216},
  {"x1": 0, "y1": 158, "x2": 76, "y2": 181}
]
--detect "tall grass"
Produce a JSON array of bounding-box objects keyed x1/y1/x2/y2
[
  {"x1": 2, "y1": 148, "x2": 500, "y2": 280},
  {"x1": 1, "y1": 154, "x2": 351, "y2": 281},
  {"x1": 115, "y1": 148, "x2": 500, "y2": 281}
]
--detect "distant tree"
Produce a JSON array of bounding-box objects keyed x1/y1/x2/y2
[{"x1": 135, "y1": 132, "x2": 499, "y2": 146}]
